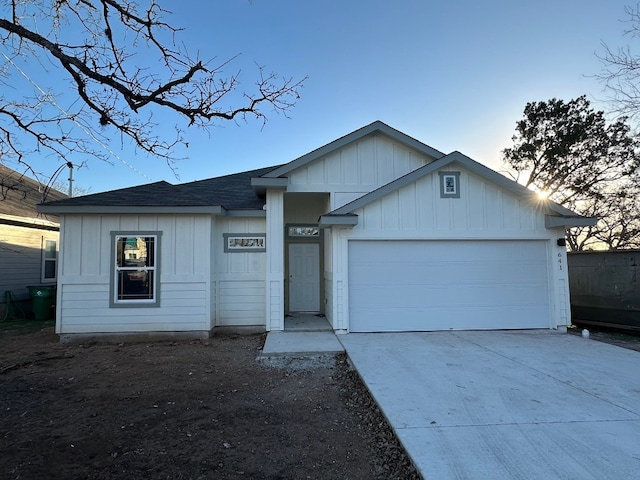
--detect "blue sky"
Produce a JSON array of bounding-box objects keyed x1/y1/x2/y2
[{"x1": 5, "y1": 0, "x2": 637, "y2": 194}]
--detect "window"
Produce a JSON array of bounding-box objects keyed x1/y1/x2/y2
[
  {"x1": 111, "y1": 233, "x2": 160, "y2": 306},
  {"x1": 439, "y1": 171, "x2": 461, "y2": 198},
  {"x1": 42, "y1": 239, "x2": 57, "y2": 282},
  {"x1": 287, "y1": 226, "x2": 320, "y2": 237},
  {"x1": 223, "y1": 233, "x2": 266, "y2": 252}
]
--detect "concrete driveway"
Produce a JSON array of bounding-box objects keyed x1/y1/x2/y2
[{"x1": 339, "y1": 330, "x2": 640, "y2": 480}]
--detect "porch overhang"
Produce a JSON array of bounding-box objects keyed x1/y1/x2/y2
[
  {"x1": 545, "y1": 215, "x2": 597, "y2": 228},
  {"x1": 251, "y1": 177, "x2": 288, "y2": 195},
  {"x1": 318, "y1": 214, "x2": 358, "y2": 228}
]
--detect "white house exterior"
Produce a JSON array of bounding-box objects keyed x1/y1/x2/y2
[{"x1": 38, "y1": 122, "x2": 595, "y2": 338}]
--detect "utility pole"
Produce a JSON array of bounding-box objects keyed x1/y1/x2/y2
[{"x1": 67, "y1": 162, "x2": 73, "y2": 197}]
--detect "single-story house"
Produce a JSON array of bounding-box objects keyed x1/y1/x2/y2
[
  {"x1": 1, "y1": 164, "x2": 66, "y2": 318},
  {"x1": 38, "y1": 121, "x2": 595, "y2": 338}
]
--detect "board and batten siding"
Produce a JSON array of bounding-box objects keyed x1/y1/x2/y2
[
  {"x1": 212, "y1": 217, "x2": 267, "y2": 327},
  {"x1": 331, "y1": 166, "x2": 571, "y2": 331},
  {"x1": 0, "y1": 224, "x2": 58, "y2": 302},
  {"x1": 286, "y1": 134, "x2": 437, "y2": 210},
  {"x1": 57, "y1": 214, "x2": 211, "y2": 334}
]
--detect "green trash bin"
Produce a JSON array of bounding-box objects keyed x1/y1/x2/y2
[{"x1": 28, "y1": 286, "x2": 56, "y2": 321}]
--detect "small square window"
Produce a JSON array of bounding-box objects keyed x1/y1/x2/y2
[{"x1": 439, "y1": 171, "x2": 461, "y2": 198}]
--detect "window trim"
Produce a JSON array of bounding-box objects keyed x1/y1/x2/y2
[
  {"x1": 41, "y1": 238, "x2": 57, "y2": 283},
  {"x1": 110, "y1": 231, "x2": 161, "y2": 308},
  {"x1": 439, "y1": 171, "x2": 461, "y2": 198}
]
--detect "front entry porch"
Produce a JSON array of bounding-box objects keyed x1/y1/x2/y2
[{"x1": 284, "y1": 312, "x2": 331, "y2": 331}]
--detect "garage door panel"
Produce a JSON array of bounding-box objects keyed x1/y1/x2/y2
[
  {"x1": 350, "y1": 262, "x2": 548, "y2": 286},
  {"x1": 354, "y1": 306, "x2": 550, "y2": 332},
  {"x1": 350, "y1": 284, "x2": 548, "y2": 308},
  {"x1": 348, "y1": 240, "x2": 551, "y2": 332}
]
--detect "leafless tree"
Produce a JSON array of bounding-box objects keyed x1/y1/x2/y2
[
  {"x1": 597, "y1": 4, "x2": 640, "y2": 121},
  {"x1": 0, "y1": 0, "x2": 305, "y2": 186}
]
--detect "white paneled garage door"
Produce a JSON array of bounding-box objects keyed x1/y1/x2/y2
[{"x1": 348, "y1": 240, "x2": 551, "y2": 332}]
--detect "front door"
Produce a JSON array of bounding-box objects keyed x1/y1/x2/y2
[{"x1": 288, "y1": 243, "x2": 320, "y2": 312}]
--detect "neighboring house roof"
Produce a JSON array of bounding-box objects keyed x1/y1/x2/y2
[
  {"x1": 0, "y1": 164, "x2": 67, "y2": 229},
  {"x1": 38, "y1": 165, "x2": 279, "y2": 214},
  {"x1": 318, "y1": 151, "x2": 596, "y2": 228}
]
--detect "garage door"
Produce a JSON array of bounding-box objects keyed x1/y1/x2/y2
[{"x1": 348, "y1": 240, "x2": 550, "y2": 332}]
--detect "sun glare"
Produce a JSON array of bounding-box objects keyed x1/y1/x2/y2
[{"x1": 537, "y1": 190, "x2": 550, "y2": 200}]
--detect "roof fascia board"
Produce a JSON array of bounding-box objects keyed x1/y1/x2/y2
[
  {"x1": 0, "y1": 214, "x2": 59, "y2": 231},
  {"x1": 251, "y1": 177, "x2": 288, "y2": 195},
  {"x1": 250, "y1": 177, "x2": 288, "y2": 188},
  {"x1": 263, "y1": 121, "x2": 445, "y2": 178},
  {"x1": 329, "y1": 154, "x2": 456, "y2": 215},
  {"x1": 37, "y1": 205, "x2": 226, "y2": 215},
  {"x1": 225, "y1": 209, "x2": 266, "y2": 217},
  {"x1": 449, "y1": 153, "x2": 591, "y2": 218},
  {"x1": 329, "y1": 151, "x2": 591, "y2": 223},
  {"x1": 545, "y1": 215, "x2": 598, "y2": 228},
  {"x1": 318, "y1": 214, "x2": 358, "y2": 227}
]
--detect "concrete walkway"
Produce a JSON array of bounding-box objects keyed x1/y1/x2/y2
[
  {"x1": 339, "y1": 330, "x2": 640, "y2": 480},
  {"x1": 261, "y1": 330, "x2": 344, "y2": 357}
]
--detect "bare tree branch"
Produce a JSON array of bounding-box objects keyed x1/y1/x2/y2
[{"x1": 0, "y1": 0, "x2": 306, "y2": 177}]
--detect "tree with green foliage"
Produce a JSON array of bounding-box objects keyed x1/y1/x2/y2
[{"x1": 502, "y1": 96, "x2": 640, "y2": 251}]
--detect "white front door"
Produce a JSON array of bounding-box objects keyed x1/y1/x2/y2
[{"x1": 288, "y1": 243, "x2": 320, "y2": 312}]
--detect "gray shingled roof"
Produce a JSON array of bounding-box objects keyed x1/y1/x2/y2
[
  {"x1": 39, "y1": 165, "x2": 279, "y2": 210},
  {"x1": 0, "y1": 164, "x2": 67, "y2": 219}
]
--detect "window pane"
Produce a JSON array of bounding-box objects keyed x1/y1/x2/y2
[
  {"x1": 117, "y1": 236, "x2": 154, "y2": 267},
  {"x1": 44, "y1": 260, "x2": 56, "y2": 279},
  {"x1": 288, "y1": 226, "x2": 319, "y2": 237},
  {"x1": 44, "y1": 240, "x2": 57, "y2": 259},
  {"x1": 117, "y1": 270, "x2": 154, "y2": 300}
]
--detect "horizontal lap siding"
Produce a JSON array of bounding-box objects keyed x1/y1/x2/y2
[
  {"x1": 58, "y1": 214, "x2": 211, "y2": 334},
  {"x1": 216, "y1": 280, "x2": 265, "y2": 326},
  {"x1": 0, "y1": 225, "x2": 58, "y2": 301},
  {"x1": 213, "y1": 218, "x2": 267, "y2": 327},
  {"x1": 59, "y1": 281, "x2": 208, "y2": 333}
]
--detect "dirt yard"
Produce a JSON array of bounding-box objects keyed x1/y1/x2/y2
[{"x1": 0, "y1": 322, "x2": 419, "y2": 480}]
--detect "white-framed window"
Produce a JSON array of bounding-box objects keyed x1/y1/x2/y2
[
  {"x1": 41, "y1": 238, "x2": 57, "y2": 282},
  {"x1": 111, "y1": 232, "x2": 160, "y2": 307}
]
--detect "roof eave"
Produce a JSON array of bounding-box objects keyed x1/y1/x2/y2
[
  {"x1": 251, "y1": 177, "x2": 288, "y2": 195},
  {"x1": 0, "y1": 213, "x2": 59, "y2": 231},
  {"x1": 318, "y1": 214, "x2": 358, "y2": 227},
  {"x1": 37, "y1": 205, "x2": 227, "y2": 215},
  {"x1": 545, "y1": 215, "x2": 598, "y2": 228}
]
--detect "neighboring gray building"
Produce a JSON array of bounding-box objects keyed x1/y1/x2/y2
[{"x1": 0, "y1": 165, "x2": 66, "y2": 317}]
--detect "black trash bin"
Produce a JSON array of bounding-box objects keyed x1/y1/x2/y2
[{"x1": 28, "y1": 285, "x2": 56, "y2": 321}]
